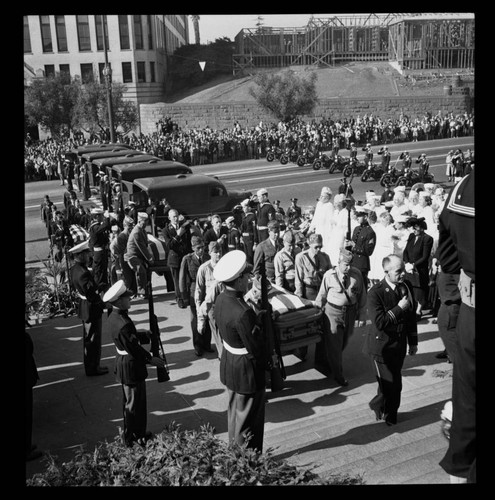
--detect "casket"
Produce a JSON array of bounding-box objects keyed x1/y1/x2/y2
[{"x1": 147, "y1": 233, "x2": 168, "y2": 273}]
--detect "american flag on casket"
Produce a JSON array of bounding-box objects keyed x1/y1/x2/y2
[
  {"x1": 69, "y1": 224, "x2": 89, "y2": 245},
  {"x1": 147, "y1": 233, "x2": 168, "y2": 273}
]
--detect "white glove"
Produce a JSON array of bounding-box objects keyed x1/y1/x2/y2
[{"x1": 405, "y1": 262, "x2": 414, "y2": 273}]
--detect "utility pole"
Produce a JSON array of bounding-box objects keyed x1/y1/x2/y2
[{"x1": 101, "y1": 16, "x2": 115, "y2": 143}]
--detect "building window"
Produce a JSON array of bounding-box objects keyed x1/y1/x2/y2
[
  {"x1": 76, "y1": 15, "x2": 91, "y2": 51},
  {"x1": 40, "y1": 15, "x2": 53, "y2": 53},
  {"x1": 134, "y1": 15, "x2": 143, "y2": 50},
  {"x1": 98, "y1": 62, "x2": 111, "y2": 84},
  {"x1": 80, "y1": 63, "x2": 94, "y2": 83},
  {"x1": 147, "y1": 15, "x2": 153, "y2": 50},
  {"x1": 55, "y1": 15, "x2": 68, "y2": 52},
  {"x1": 44, "y1": 65, "x2": 55, "y2": 78},
  {"x1": 24, "y1": 16, "x2": 32, "y2": 53},
  {"x1": 95, "y1": 15, "x2": 109, "y2": 51},
  {"x1": 59, "y1": 64, "x2": 71, "y2": 83},
  {"x1": 122, "y1": 62, "x2": 132, "y2": 83},
  {"x1": 137, "y1": 62, "x2": 146, "y2": 82},
  {"x1": 119, "y1": 15, "x2": 130, "y2": 50},
  {"x1": 150, "y1": 61, "x2": 156, "y2": 83}
]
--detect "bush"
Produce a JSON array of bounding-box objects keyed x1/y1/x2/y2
[{"x1": 26, "y1": 423, "x2": 364, "y2": 486}]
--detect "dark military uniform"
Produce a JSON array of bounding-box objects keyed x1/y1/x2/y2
[
  {"x1": 214, "y1": 288, "x2": 266, "y2": 452},
  {"x1": 350, "y1": 220, "x2": 376, "y2": 288},
  {"x1": 256, "y1": 202, "x2": 276, "y2": 242},
  {"x1": 179, "y1": 251, "x2": 210, "y2": 353},
  {"x1": 363, "y1": 279, "x2": 418, "y2": 424},
  {"x1": 70, "y1": 261, "x2": 105, "y2": 375},
  {"x1": 88, "y1": 216, "x2": 112, "y2": 291},
  {"x1": 240, "y1": 211, "x2": 257, "y2": 264},
  {"x1": 108, "y1": 308, "x2": 152, "y2": 446},
  {"x1": 438, "y1": 172, "x2": 475, "y2": 482}
]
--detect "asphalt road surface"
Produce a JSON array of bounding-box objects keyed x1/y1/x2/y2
[{"x1": 25, "y1": 136, "x2": 473, "y2": 265}]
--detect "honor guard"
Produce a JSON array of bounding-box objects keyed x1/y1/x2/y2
[
  {"x1": 347, "y1": 205, "x2": 376, "y2": 289},
  {"x1": 69, "y1": 239, "x2": 108, "y2": 376},
  {"x1": 239, "y1": 198, "x2": 257, "y2": 264},
  {"x1": 255, "y1": 188, "x2": 276, "y2": 243},
  {"x1": 213, "y1": 250, "x2": 266, "y2": 452},
  {"x1": 88, "y1": 207, "x2": 114, "y2": 291}
]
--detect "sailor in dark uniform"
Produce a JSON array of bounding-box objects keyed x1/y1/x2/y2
[
  {"x1": 239, "y1": 198, "x2": 257, "y2": 264},
  {"x1": 69, "y1": 240, "x2": 108, "y2": 376},
  {"x1": 438, "y1": 171, "x2": 475, "y2": 483},
  {"x1": 88, "y1": 208, "x2": 114, "y2": 291},
  {"x1": 104, "y1": 280, "x2": 166, "y2": 447},
  {"x1": 347, "y1": 205, "x2": 376, "y2": 289},
  {"x1": 255, "y1": 188, "x2": 276, "y2": 243},
  {"x1": 213, "y1": 250, "x2": 266, "y2": 452}
]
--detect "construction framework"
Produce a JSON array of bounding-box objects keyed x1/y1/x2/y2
[{"x1": 232, "y1": 13, "x2": 474, "y2": 75}]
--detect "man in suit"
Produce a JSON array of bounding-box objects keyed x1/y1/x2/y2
[
  {"x1": 69, "y1": 240, "x2": 109, "y2": 376},
  {"x1": 161, "y1": 208, "x2": 192, "y2": 304},
  {"x1": 179, "y1": 235, "x2": 211, "y2": 357},
  {"x1": 203, "y1": 214, "x2": 229, "y2": 256},
  {"x1": 104, "y1": 280, "x2": 166, "y2": 447},
  {"x1": 252, "y1": 219, "x2": 282, "y2": 284},
  {"x1": 213, "y1": 250, "x2": 266, "y2": 452},
  {"x1": 363, "y1": 254, "x2": 418, "y2": 426}
]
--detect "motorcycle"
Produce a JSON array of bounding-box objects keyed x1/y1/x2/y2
[
  {"x1": 395, "y1": 169, "x2": 435, "y2": 187},
  {"x1": 312, "y1": 152, "x2": 332, "y2": 170},
  {"x1": 297, "y1": 150, "x2": 318, "y2": 167},
  {"x1": 379, "y1": 167, "x2": 401, "y2": 187},
  {"x1": 279, "y1": 148, "x2": 299, "y2": 165},
  {"x1": 360, "y1": 162, "x2": 385, "y2": 182},
  {"x1": 343, "y1": 158, "x2": 366, "y2": 177},
  {"x1": 266, "y1": 146, "x2": 282, "y2": 162}
]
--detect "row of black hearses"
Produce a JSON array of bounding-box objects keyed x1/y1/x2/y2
[{"x1": 65, "y1": 143, "x2": 251, "y2": 235}]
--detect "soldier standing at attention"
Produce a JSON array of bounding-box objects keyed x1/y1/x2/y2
[
  {"x1": 69, "y1": 240, "x2": 108, "y2": 376},
  {"x1": 88, "y1": 208, "x2": 114, "y2": 291},
  {"x1": 213, "y1": 250, "x2": 266, "y2": 452},
  {"x1": 103, "y1": 280, "x2": 166, "y2": 447},
  {"x1": 255, "y1": 188, "x2": 276, "y2": 244},
  {"x1": 252, "y1": 220, "x2": 282, "y2": 284},
  {"x1": 239, "y1": 198, "x2": 257, "y2": 264},
  {"x1": 347, "y1": 205, "x2": 376, "y2": 289},
  {"x1": 315, "y1": 249, "x2": 367, "y2": 386}
]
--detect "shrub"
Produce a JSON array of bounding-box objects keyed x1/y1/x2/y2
[{"x1": 26, "y1": 423, "x2": 364, "y2": 486}]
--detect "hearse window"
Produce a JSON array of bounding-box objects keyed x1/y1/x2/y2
[{"x1": 210, "y1": 186, "x2": 226, "y2": 197}]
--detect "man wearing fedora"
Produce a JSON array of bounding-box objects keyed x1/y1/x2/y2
[
  {"x1": 69, "y1": 240, "x2": 108, "y2": 376},
  {"x1": 104, "y1": 280, "x2": 166, "y2": 447},
  {"x1": 213, "y1": 250, "x2": 266, "y2": 452},
  {"x1": 179, "y1": 235, "x2": 210, "y2": 357}
]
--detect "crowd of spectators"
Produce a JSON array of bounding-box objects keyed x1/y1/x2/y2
[{"x1": 25, "y1": 110, "x2": 474, "y2": 182}]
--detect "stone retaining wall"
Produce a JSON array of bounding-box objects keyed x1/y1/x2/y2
[{"x1": 140, "y1": 95, "x2": 473, "y2": 134}]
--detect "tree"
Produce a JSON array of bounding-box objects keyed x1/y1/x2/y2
[
  {"x1": 72, "y1": 81, "x2": 138, "y2": 137},
  {"x1": 24, "y1": 73, "x2": 80, "y2": 139},
  {"x1": 249, "y1": 69, "x2": 319, "y2": 122}
]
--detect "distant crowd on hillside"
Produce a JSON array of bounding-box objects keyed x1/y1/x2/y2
[{"x1": 24, "y1": 110, "x2": 474, "y2": 182}]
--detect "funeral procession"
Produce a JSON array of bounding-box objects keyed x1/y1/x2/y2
[{"x1": 24, "y1": 13, "x2": 475, "y2": 486}]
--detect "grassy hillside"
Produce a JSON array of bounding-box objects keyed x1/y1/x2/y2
[{"x1": 168, "y1": 62, "x2": 473, "y2": 104}]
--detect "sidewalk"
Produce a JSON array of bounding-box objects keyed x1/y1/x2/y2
[{"x1": 25, "y1": 273, "x2": 453, "y2": 484}]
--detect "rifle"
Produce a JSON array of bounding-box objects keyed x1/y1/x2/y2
[
  {"x1": 146, "y1": 269, "x2": 170, "y2": 382},
  {"x1": 345, "y1": 173, "x2": 355, "y2": 250},
  {"x1": 260, "y1": 260, "x2": 285, "y2": 392}
]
